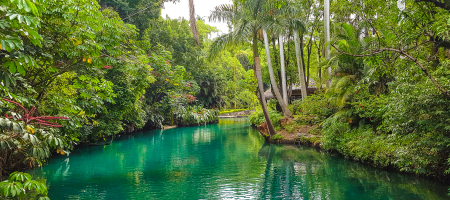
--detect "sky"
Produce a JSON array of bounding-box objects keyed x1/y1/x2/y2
[{"x1": 161, "y1": 0, "x2": 232, "y2": 37}]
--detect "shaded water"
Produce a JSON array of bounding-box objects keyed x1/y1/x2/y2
[{"x1": 30, "y1": 118, "x2": 448, "y2": 199}]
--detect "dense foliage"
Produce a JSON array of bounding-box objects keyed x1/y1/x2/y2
[
  {"x1": 0, "y1": 0, "x2": 261, "y2": 178},
  {"x1": 0, "y1": 172, "x2": 48, "y2": 199}
]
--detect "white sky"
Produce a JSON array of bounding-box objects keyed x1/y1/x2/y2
[{"x1": 161, "y1": 0, "x2": 232, "y2": 37}]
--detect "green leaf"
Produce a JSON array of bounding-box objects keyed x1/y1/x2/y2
[
  {"x1": 18, "y1": 15, "x2": 24, "y2": 23},
  {"x1": 0, "y1": 40, "x2": 6, "y2": 51},
  {"x1": 9, "y1": 63, "x2": 17, "y2": 74},
  {"x1": 8, "y1": 14, "x2": 19, "y2": 20},
  {"x1": 16, "y1": 62, "x2": 25, "y2": 76},
  {"x1": 25, "y1": 0, "x2": 39, "y2": 15},
  {"x1": 6, "y1": 40, "x2": 15, "y2": 51}
]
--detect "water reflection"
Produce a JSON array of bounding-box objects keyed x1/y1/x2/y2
[
  {"x1": 257, "y1": 144, "x2": 447, "y2": 200},
  {"x1": 28, "y1": 118, "x2": 448, "y2": 199}
]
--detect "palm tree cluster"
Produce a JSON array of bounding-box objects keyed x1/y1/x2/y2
[{"x1": 207, "y1": 0, "x2": 313, "y2": 137}]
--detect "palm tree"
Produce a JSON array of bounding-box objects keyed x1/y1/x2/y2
[
  {"x1": 208, "y1": 0, "x2": 277, "y2": 136},
  {"x1": 279, "y1": 34, "x2": 288, "y2": 105},
  {"x1": 262, "y1": 29, "x2": 292, "y2": 117},
  {"x1": 294, "y1": 30, "x2": 308, "y2": 101},
  {"x1": 267, "y1": 1, "x2": 307, "y2": 101},
  {"x1": 324, "y1": 0, "x2": 331, "y2": 86}
]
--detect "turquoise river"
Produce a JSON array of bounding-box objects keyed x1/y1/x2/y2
[{"x1": 30, "y1": 118, "x2": 449, "y2": 199}]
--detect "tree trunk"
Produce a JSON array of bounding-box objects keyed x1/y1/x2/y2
[
  {"x1": 317, "y1": 42, "x2": 322, "y2": 89},
  {"x1": 300, "y1": 32, "x2": 307, "y2": 87},
  {"x1": 279, "y1": 34, "x2": 288, "y2": 105},
  {"x1": 324, "y1": 0, "x2": 331, "y2": 86},
  {"x1": 253, "y1": 32, "x2": 276, "y2": 136},
  {"x1": 294, "y1": 30, "x2": 308, "y2": 101},
  {"x1": 288, "y1": 83, "x2": 293, "y2": 100},
  {"x1": 272, "y1": 36, "x2": 284, "y2": 102},
  {"x1": 271, "y1": 35, "x2": 278, "y2": 70},
  {"x1": 263, "y1": 30, "x2": 293, "y2": 118},
  {"x1": 307, "y1": 27, "x2": 315, "y2": 87},
  {"x1": 189, "y1": 0, "x2": 199, "y2": 45}
]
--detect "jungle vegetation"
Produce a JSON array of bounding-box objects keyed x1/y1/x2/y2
[
  {"x1": 0, "y1": 0, "x2": 259, "y2": 188},
  {"x1": 241, "y1": 0, "x2": 450, "y2": 180},
  {"x1": 2, "y1": 0, "x2": 450, "y2": 198}
]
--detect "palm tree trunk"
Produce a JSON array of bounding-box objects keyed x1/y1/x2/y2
[
  {"x1": 272, "y1": 37, "x2": 284, "y2": 101},
  {"x1": 294, "y1": 30, "x2": 308, "y2": 101},
  {"x1": 189, "y1": 0, "x2": 199, "y2": 45},
  {"x1": 317, "y1": 42, "x2": 322, "y2": 89},
  {"x1": 324, "y1": 0, "x2": 331, "y2": 86},
  {"x1": 253, "y1": 32, "x2": 276, "y2": 136},
  {"x1": 306, "y1": 27, "x2": 315, "y2": 88},
  {"x1": 300, "y1": 32, "x2": 307, "y2": 87},
  {"x1": 279, "y1": 34, "x2": 288, "y2": 105},
  {"x1": 263, "y1": 30, "x2": 292, "y2": 118}
]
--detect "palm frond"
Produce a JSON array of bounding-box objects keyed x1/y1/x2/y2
[
  {"x1": 209, "y1": 4, "x2": 235, "y2": 23},
  {"x1": 207, "y1": 20, "x2": 251, "y2": 61},
  {"x1": 207, "y1": 32, "x2": 236, "y2": 61}
]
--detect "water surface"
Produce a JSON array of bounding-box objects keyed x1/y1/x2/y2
[{"x1": 30, "y1": 118, "x2": 449, "y2": 199}]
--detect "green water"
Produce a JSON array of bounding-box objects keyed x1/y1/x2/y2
[{"x1": 30, "y1": 118, "x2": 448, "y2": 199}]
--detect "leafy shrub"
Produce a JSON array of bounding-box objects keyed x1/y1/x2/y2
[
  {"x1": 285, "y1": 123, "x2": 296, "y2": 133},
  {"x1": 177, "y1": 106, "x2": 219, "y2": 126},
  {"x1": 0, "y1": 116, "x2": 69, "y2": 177},
  {"x1": 267, "y1": 99, "x2": 278, "y2": 111},
  {"x1": 0, "y1": 172, "x2": 49, "y2": 199},
  {"x1": 291, "y1": 92, "x2": 337, "y2": 123},
  {"x1": 249, "y1": 110, "x2": 284, "y2": 128}
]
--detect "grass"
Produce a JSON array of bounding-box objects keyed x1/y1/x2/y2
[{"x1": 272, "y1": 133, "x2": 284, "y2": 140}]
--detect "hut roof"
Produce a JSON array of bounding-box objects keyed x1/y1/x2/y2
[{"x1": 263, "y1": 78, "x2": 319, "y2": 100}]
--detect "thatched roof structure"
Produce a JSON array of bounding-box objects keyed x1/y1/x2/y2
[{"x1": 264, "y1": 78, "x2": 319, "y2": 100}]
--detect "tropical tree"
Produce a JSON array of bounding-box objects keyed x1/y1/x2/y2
[
  {"x1": 278, "y1": 34, "x2": 288, "y2": 104},
  {"x1": 294, "y1": 30, "x2": 308, "y2": 101},
  {"x1": 264, "y1": 0, "x2": 309, "y2": 101},
  {"x1": 209, "y1": 0, "x2": 277, "y2": 136},
  {"x1": 262, "y1": 29, "x2": 292, "y2": 117}
]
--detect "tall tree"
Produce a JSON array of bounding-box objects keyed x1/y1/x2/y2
[
  {"x1": 324, "y1": 0, "x2": 331, "y2": 86},
  {"x1": 279, "y1": 34, "x2": 288, "y2": 104},
  {"x1": 294, "y1": 30, "x2": 308, "y2": 101},
  {"x1": 209, "y1": 0, "x2": 277, "y2": 136},
  {"x1": 262, "y1": 29, "x2": 292, "y2": 117}
]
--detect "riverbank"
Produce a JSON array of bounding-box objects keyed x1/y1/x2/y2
[
  {"x1": 254, "y1": 115, "x2": 450, "y2": 183},
  {"x1": 219, "y1": 109, "x2": 254, "y2": 118},
  {"x1": 255, "y1": 117, "x2": 322, "y2": 147}
]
